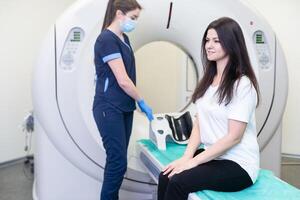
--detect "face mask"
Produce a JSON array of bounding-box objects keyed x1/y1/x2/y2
[{"x1": 120, "y1": 16, "x2": 137, "y2": 32}]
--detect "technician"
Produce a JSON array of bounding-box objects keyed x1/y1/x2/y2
[{"x1": 93, "y1": 0, "x2": 153, "y2": 199}]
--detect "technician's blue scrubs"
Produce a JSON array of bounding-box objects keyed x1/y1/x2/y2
[{"x1": 93, "y1": 29, "x2": 136, "y2": 200}]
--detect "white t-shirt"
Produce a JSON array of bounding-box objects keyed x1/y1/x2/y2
[{"x1": 196, "y1": 76, "x2": 259, "y2": 183}]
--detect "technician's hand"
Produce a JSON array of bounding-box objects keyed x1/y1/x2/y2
[{"x1": 137, "y1": 99, "x2": 154, "y2": 121}]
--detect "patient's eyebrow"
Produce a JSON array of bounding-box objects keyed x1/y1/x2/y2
[{"x1": 206, "y1": 37, "x2": 219, "y2": 40}]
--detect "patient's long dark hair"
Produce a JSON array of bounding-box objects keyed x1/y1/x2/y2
[
  {"x1": 101, "y1": 0, "x2": 142, "y2": 31},
  {"x1": 192, "y1": 17, "x2": 260, "y2": 106}
]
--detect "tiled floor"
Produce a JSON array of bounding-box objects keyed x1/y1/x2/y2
[
  {"x1": 0, "y1": 157, "x2": 299, "y2": 200},
  {"x1": 0, "y1": 159, "x2": 33, "y2": 200},
  {"x1": 281, "y1": 157, "x2": 300, "y2": 189}
]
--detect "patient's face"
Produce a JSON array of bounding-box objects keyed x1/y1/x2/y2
[{"x1": 205, "y1": 28, "x2": 228, "y2": 62}]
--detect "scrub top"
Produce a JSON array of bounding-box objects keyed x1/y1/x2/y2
[{"x1": 94, "y1": 29, "x2": 136, "y2": 112}]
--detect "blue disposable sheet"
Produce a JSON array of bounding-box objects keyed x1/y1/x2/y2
[{"x1": 138, "y1": 139, "x2": 300, "y2": 200}]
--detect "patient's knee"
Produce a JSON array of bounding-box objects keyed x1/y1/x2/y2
[
  {"x1": 159, "y1": 172, "x2": 169, "y2": 183},
  {"x1": 168, "y1": 174, "x2": 184, "y2": 188}
]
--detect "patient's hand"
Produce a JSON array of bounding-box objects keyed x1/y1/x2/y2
[
  {"x1": 168, "y1": 159, "x2": 198, "y2": 178},
  {"x1": 163, "y1": 156, "x2": 193, "y2": 177}
]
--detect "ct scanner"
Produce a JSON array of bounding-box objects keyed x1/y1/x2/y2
[{"x1": 32, "y1": 0, "x2": 288, "y2": 199}]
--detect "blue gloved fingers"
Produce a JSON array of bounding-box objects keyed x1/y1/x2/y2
[
  {"x1": 145, "y1": 109, "x2": 154, "y2": 121},
  {"x1": 137, "y1": 99, "x2": 154, "y2": 121},
  {"x1": 149, "y1": 108, "x2": 154, "y2": 121},
  {"x1": 138, "y1": 99, "x2": 149, "y2": 113}
]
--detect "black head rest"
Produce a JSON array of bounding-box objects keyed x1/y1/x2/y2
[{"x1": 165, "y1": 111, "x2": 193, "y2": 142}]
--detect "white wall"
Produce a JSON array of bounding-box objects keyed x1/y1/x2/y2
[
  {"x1": 135, "y1": 42, "x2": 185, "y2": 113},
  {"x1": 135, "y1": 42, "x2": 197, "y2": 113},
  {"x1": 0, "y1": 0, "x2": 75, "y2": 163},
  {"x1": 246, "y1": 0, "x2": 300, "y2": 156}
]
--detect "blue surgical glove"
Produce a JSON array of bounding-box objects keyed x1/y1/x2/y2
[{"x1": 137, "y1": 99, "x2": 154, "y2": 121}]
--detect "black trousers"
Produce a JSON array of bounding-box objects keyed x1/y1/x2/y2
[{"x1": 157, "y1": 149, "x2": 253, "y2": 200}]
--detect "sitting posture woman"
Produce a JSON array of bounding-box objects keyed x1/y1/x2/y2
[{"x1": 158, "y1": 17, "x2": 260, "y2": 200}]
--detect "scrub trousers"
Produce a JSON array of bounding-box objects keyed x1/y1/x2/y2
[
  {"x1": 158, "y1": 149, "x2": 253, "y2": 200},
  {"x1": 93, "y1": 102, "x2": 134, "y2": 200}
]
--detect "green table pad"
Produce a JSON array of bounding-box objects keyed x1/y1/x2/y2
[{"x1": 138, "y1": 139, "x2": 300, "y2": 200}]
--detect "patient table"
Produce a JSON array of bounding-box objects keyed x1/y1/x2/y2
[{"x1": 137, "y1": 139, "x2": 300, "y2": 200}]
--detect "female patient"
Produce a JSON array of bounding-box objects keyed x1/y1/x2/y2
[{"x1": 158, "y1": 17, "x2": 260, "y2": 200}]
